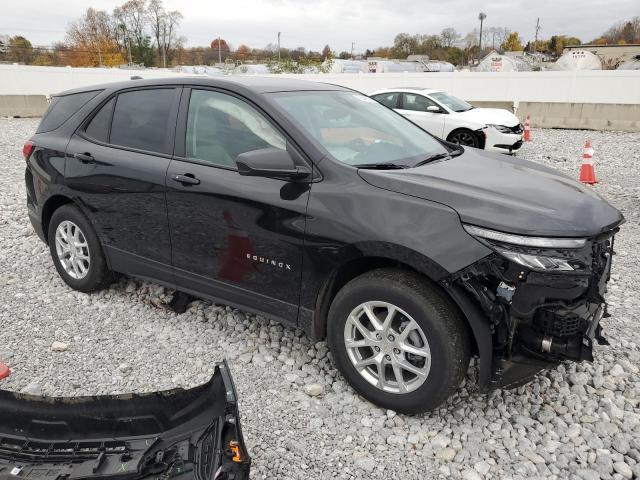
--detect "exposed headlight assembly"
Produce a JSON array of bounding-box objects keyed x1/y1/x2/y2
[
  {"x1": 463, "y1": 224, "x2": 586, "y2": 272},
  {"x1": 487, "y1": 124, "x2": 515, "y2": 134}
]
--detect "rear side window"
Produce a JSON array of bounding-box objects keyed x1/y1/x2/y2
[
  {"x1": 109, "y1": 89, "x2": 175, "y2": 154},
  {"x1": 37, "y1": 90, "x2": 100, "y2": 133},
  {"x1": 372, "y1": 92, "x2": 399, "y2": 109},
  {"x1": 84, "y1": 98, "x2": 115, "y2": 143}
]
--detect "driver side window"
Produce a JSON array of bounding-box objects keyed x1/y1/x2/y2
[
  {"x1": 186, "y1": 89, "x2": 286, "y2": 169},
  {"x1": 402, "y1": 93, "x2": 440, "y2": 113}
]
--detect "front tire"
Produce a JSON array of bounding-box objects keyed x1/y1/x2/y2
[
  {"x1": 327, "y1": 268, "x2": 470, "y2": 414},
  {"x1": 447, "y1": 128, "x2": 480, "y2": 148},
  {"x1": 48, "y1": 204, "x2": 114, "y2": 292}
]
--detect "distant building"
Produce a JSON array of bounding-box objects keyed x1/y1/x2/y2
[
  {"x1": 553, "y1": 50, "x2": 602, "y2": 71},
  {"x1": 476, "y1": 50, "x2": 532, "y2": 72},
  {"x1": 563, "y1": 44, "x2": 640, "y2": 69}
]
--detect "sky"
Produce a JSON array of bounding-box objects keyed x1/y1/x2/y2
[{"x1": 1, "y1": 0, "x2": 636, "y2": 52}]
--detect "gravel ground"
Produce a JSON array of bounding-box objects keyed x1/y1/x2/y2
[{"x1": 1, "y1": 118, "x2": 640, "y2": 480}]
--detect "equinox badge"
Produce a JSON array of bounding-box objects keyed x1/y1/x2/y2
[{"x1": 247, "y1": 254, "x2": 292, "y2": 271}]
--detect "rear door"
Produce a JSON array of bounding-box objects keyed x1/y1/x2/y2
[
  {"x1": 165, "y1": 88, "x2": 311, "y2": 325},
  {"x1": 65, "y1": 87, "x2": 181, "y2": 284},
  {"x1": 397, "y1": 93, "x2": 446, "y2": 138}
]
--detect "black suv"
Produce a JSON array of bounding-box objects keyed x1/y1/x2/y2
[{"x1": 24, "y1": 77, "x2": 623, "y2": 413}]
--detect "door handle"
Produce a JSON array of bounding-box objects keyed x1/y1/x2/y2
[
  {"x1": 171, "y1": 173, "x2": 200, "y2": 186},
  {"x1": 74, "y1": 152, "x2": 95, "y2": 164}
]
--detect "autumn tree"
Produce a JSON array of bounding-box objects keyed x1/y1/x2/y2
[
  {"x1": 148, "y1": 0, "x2": 183, "y2": 66},
  {"x1": 548, "y1": 35, "x2": 581, "y2": 56},
  {"x1": 210, "y1": 38, "x2": 231, "y2": 62},
  {"x1": 321, "y1": 44, "x2": 332, "y2": 60},
  {"x1": 235, "y1": 44, "x2": 251, "y2": 61},
  {"x1": 391, "y1": 33, "x2": 420, "y2": 57},
  {"x1": 501, "y1": 31, "x2": 523, "y2": 52},
  {"x1": 5, "y1": 36, "x2": 34, "y2": 63},
  {"x1": 113, "y1": 0, "x2": 154, "y2": 65},
  {"x1": 440, "y1": 28, "x2": 459, "y2": 48},
  {"x1": 66, "y1": 9, "x2": 123, "y2": 66},
  {"x1": 601, "y1": 17, "x2": 640, "y2": 44}
]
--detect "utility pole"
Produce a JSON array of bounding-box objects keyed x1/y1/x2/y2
[
  {"x1": 533, "y1": 17, "x2": 541, "y2": 55},
  {"x1": 351, "y1": 41, "x2": 355, "y2": 60},
  {"x1": 277, "y1": 32, "x2": 281, "y2": 60},
  {"x1": 162, "y1": 27, "x2": 167, "y2": 68},
  {"x1": 478, "y1": 12, "x2": 486, "y2": 63},
  {"x1": 218, "y1": 36, "x2": 222, "y2": 64}
]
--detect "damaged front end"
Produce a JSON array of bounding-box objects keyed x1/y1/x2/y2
[
  {"x1": 444, "y1": 224, "x2": 620, "y2": 390},
  {"x1": 0, "y1": 361, "x2": 249, "y2": 480}
]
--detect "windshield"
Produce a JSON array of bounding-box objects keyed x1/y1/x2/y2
[
  {"x1": 430, "y1": 92, "x2": 473, "y2": 112},
  {"x1": 269, "y1": 90, "x2": 448, "y2": 167}
]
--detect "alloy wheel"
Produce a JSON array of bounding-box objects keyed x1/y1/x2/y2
[
  {"x1": 343, "y1": 301, "x2": 431, "y2": 394},
  {"x1": 450, "y1": 131, "x2": 477, "y2": 147},
  {"x1": 55, "y1": 220, "x2": 91, "y2": 280}
]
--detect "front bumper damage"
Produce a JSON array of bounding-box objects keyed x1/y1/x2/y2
[
  {"x1": 444, "y1": 228, "x2": 618, "y2": 390},
  {"x1": 0, "y1": 361, "x2": 250, "y2": 480}
]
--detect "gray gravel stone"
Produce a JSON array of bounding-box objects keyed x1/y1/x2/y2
[{"x1": 1, "y1": 121, "x2": 640, "y2": 478}]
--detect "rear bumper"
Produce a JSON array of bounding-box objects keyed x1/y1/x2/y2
[
  {"x1": 28, "y1": 205, "x2": 46, "y2": 243},
  {"x1": 0, "y1": 360, "x2": 250, "y2": 480}
]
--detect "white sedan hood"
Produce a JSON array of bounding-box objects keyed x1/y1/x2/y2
[{"x1": 454, "y1": 108, "x2": 520, "y2": 127}]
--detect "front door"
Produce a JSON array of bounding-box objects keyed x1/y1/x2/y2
[
  {"x1": 165, "y1": 88, "x2": 311, "y2": 325},
  {"x1": 397, "y1": 93, "x2": 446, "y2": 138}
]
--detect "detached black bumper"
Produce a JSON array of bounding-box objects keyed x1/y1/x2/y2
[{"x1": 0, "y1": 361, "x2": 250, "y2": 480}]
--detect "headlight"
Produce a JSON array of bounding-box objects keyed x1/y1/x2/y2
[
  {"x1": 487, "y1": 124, "x2": 514, "y2": 134},
  {"x1": 463, "y1": 224, "x2": 587, "y2": 272}
]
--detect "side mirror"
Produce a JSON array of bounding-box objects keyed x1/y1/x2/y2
[
  {"x1": 426, "y1": 105, "x2": 442, "y2": 113},
  {"x1": 235, "y1": 148, "x2": 310, "y2": 180}
]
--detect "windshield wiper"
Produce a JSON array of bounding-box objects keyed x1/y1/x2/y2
[
  {"x1": 355, "y1": 162, "x2": 408, "y2": 169},
  {"x1": 413, "y1": 152, "x2": 451, "y2": 167}
]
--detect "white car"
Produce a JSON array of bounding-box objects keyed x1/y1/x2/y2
[{"x1": 370, "y1": 88, "x2": 523, "y2": 154}]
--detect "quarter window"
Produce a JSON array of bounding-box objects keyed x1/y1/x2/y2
[
  {"x1": 109, "y1": 89, "x2": 176, "y2": 154},
  {"x1": 401, "y1": 93, "x2": 440, "y2": 112},
  {"x1": 37, "y1": 90, "x2": 101, "y2": 133},
  {"x1": 186, "y1": 89, "x2": 286, "y2": 169}
]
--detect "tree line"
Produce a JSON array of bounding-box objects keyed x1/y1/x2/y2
[{"x1": 0, "y1": 9, "x2": 638, "y2": 68}]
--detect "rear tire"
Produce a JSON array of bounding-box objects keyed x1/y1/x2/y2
[
  {"x1": 327, "y1": 268, "x2": 470, "y2": 414},
  {"x1": 48, "y1": 204, "x2": 114, "y2": 292}
]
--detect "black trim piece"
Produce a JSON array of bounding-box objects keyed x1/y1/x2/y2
[{"x1": 446, "y1": 285, "x2": 493, "y2": 390}]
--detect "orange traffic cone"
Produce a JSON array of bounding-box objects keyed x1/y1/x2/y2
[
  {"x1": 0, "y1": 362, "x2": 10, "y2": 380},
  {"x1": 523, "y1": 115, "x2": 532, "y2": 142},
  {"x1": 579, "y1": 139, "x2": 597, "y2": 185}
]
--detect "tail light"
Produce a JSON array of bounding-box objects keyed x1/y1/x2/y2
[{"x1": 23, "y1": 142, "x2": 35, "y2": 161}]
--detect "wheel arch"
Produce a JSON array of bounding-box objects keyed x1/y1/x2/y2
[
  {"x1": 41, "y1": 194, "x2": 74, "y2": 243},
  {"x1": 311, "y1": 247, "x2": 482, "y2": 353},
  {"x1": 446, "y1": 127, "x2": 486, "y2": 150},
  {"x1": 311, "y1": 252, "x2": 493, "y2": 390}
]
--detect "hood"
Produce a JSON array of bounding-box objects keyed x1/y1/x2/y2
[
  {"x1": 454, "y1": 107, "x2": 519, "y2": 127},
  {"x1": 359, "y1": 148, "x2": 623, "y2": 237},
  {"x1": 0, "y1": 361, "x2": 250, "y2": 480}
]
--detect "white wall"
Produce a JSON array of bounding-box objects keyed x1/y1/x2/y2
[
  {"x1": 0, "y1": 65, "x2": 189, "y2": 96},
  {"x1": 1, "y1": 65, "x2": 639, "y2": 105},
  {"x1": 284, "y1": 70, "x2": 640, "y2": 105}
]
